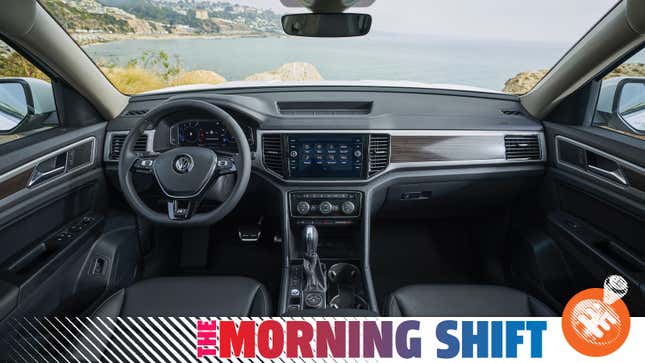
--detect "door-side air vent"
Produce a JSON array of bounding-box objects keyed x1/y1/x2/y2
[
  {"x1": 123, "y1": 109, "x2": 149, "y2": 116},
  {"x1": 500, "y1": 109, "x2": 523, "y2": 116},
  {"x1": 368, "y1": 134, "x2": 390, "y2": 176},
  {"x1": 504, "y1": 135, "x2": 541, "y2": 160},
  {"x1": 262, "y1": 134, "x2": 285, "y2": 176},
  {"x1": 109, "y1": 133, "x2": 149, "y2": 160}
]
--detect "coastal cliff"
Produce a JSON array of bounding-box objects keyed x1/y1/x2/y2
[
  {"x1": 503, "y1": 63, "x2": 645, "y2": 94},
  {"x1": 245, "y1": 62, "x2": 323, "y2": 82}
]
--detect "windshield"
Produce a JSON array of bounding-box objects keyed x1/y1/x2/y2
[{"x1": 34, "y1": 0, "x2": 619, "y2": 95}]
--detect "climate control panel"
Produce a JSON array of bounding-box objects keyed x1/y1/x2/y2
[{"x1": 289, "y1": 191, "x2": 362, "y2": 220}]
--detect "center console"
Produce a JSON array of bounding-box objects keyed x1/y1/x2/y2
[
  {"x1": 284, "y1": 190, "x2": 371, "y2": 313},
  {"x1": 267, "y1": 133, "x2": 380, "y2": 315}
]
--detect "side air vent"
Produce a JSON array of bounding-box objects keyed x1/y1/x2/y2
[
  {"x1": 123, "y1": 109, "x2": 149, "y2": 116},
  {"x1": 368, "y1": 134, "x2": 390, "y2": 176},
  {"x1": 262, "y1": 134, "x2": 285, "y2": 176},
  {"x1": 501, "y1": 109, "x2": 523, "y2": 116},
  {"x1": 504, "y1": 134, "x2": 541, "y2": 160},
  {"x1": 277, "y1": 101, "x2": 372, "y2": 116},
  {"x1": 109, "y1": 133, "x2": 149, "y2": 160}
]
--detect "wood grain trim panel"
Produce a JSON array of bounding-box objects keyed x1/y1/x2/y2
[
  {"x1": 0, "y1": 169, "x2": 33, "y2": 200},
  {"x1": 391, "y1": 135, "x2": 505, "y2": 163}
]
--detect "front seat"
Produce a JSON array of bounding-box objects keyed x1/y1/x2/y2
[
  {"x1": 387, "y1": 285, "x2": 554, "y2": 317},
  {"x1": 93, "y1": 276, "x2": 271, "y2": 316}
]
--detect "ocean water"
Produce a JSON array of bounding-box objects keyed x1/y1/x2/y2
[{"x1": 85, "y1": 33, "x2": 571, "y2": 92}]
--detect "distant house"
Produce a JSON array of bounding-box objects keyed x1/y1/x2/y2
[{"x1": 195, "y1": 9, "x2": 209, "y2": 20}]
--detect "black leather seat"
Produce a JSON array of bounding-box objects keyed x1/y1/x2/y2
[
  {"x1": 387, "y1": 285, "x2": 554, "y2": 317},
  {"x1": 93, "y1": 276, "x2": 271, "y2": 316}
]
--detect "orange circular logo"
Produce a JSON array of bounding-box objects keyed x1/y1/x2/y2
[{"x1": 562, "y1": 287, "x2": 630, "y2": 356}]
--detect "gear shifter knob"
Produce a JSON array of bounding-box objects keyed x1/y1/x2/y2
[
  {"x1": 301, "y1": 224, "x2": 325, "y2": 298},
  {"x1": 303, "y1": 224, "x2": 318, "y2": 256}
]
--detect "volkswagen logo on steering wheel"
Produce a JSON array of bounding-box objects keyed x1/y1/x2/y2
[{"x1": 173, "y1": 154, "x2": 194, "y2": 174}]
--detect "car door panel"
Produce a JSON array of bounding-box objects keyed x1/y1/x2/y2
[
  {"x1": 0, "y1": 122, "x2": 111, "y2": 321},
  {"x1": 540, "y1": 121, "x2": 645, "y2": 314}
]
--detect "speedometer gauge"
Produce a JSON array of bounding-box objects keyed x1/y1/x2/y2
[
  {"x1": 171, "y1": 120, "x2": 254, "y2": 153},
  {"x1": 180, "y1": 122, "x2": 198, "y2": 144}
]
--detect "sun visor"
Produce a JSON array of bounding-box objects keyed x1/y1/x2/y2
[{"x1": 627, "y1": 0, "x2": 645, "y2": 34}]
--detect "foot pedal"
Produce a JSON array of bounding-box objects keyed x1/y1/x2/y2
[
  {"x1": 238, "y1": 226, "x2": 261, "y2": 243},
  {"x1": 238, "y1": 216, "x2": 263, "y2": 243}
]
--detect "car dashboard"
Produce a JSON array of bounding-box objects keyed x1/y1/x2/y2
[
  {"x1": 105, "y1": 88, "x2": 544, "y2": 181},
  {"x1": 103, "y1": 86, "x2": 546, "y2": 222},
  {"x1": 102, "y1": 86, "x2": 547, "y2": 313}
]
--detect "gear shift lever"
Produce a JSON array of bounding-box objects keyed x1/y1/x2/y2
[
  {"x1": 304, "y1": 224, "x2": 318, "y2": 255},
  {"x1": 302, "y1": 225, "x2": 326, "y2": 308}
]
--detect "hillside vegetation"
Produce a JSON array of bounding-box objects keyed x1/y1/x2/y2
[
  {"x1": 98, "y1": 54, "x2": 324, "y2": 93},
  {"x1": 96, "y1": 0, "x2": 221, "y2": 33},
  {"x1": 503, "y1": 63, "x2": 645, "y2": 94},
  {"x1": 42, "y1": 0, "x2": 133, "y2": 33}
]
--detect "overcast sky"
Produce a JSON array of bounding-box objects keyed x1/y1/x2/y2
[{"x1": 230, "y1": 0, "x2": 619, "y2": 43}]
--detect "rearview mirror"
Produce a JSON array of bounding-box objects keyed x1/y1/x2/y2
[{"x1": 282, "y1": 13, "x2": 372, "y2": 37}]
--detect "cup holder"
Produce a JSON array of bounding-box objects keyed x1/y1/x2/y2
[
  {"x1": 329, "y1": 293, "x2": 369, "y2": 310},
  {"x1": 327, "y1": 263, "x2": 368, "y2": 310}
]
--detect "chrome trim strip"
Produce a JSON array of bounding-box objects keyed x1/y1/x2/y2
[
  {"x1": 104, "y1": 130, "x2": 156, "y2": 162},
  {"x1": 28, "y1": 164, "x2": 66, "y2": 188},
  {"x1": 0, "y1": 137, "x2": 96, "y2": 188},
  {"x1": 555, "y1": 135, "x2": 645, "y2": 190},
  {"x1": 255, "y1": 129, "x2": 546, "y2": 184}
]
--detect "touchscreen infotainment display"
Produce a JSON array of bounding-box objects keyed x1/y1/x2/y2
[{"x1": 287, "y1": 134, "x2": 366, "y2": 179}]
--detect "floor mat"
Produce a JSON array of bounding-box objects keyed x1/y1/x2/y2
[
  {"x1": 171, "y1": 219, "x2": 283, "y2": 313},
  {"x1": 371, "y1": 218, "x2": 499, "y2": 311}
]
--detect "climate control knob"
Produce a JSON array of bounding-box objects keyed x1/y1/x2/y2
[
  {"x1": 341, "y1": 201, "x2": 356, "y2": 215},
  {"x1": 296, "y1": 201, "x2": 311, "y2": 215},
  {"x1": 318, "y1": 201, "x2": 333, "y2": 215}
]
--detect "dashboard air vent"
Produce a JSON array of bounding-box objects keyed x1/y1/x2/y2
[
  {"x1": 368, "y1": 134, "x2": 390, "y2": 176},
  {"x1": 504, "y1": 135, "x2": 541, "y2": 160},
  {"x1": 501, "y1": 109, "x2": 523, "y2": 116},
  {"x1": 262, "y1": 134, "x2": 284, "y2": 176},
  {"x1": 277, "y1": 101, "x2": 372, "y2": 116},
  {"x1": 123, "y1": 109, "x2": 149, "y2": 116},
  {"x1": 110, "y1": 133, "x2": 149, "y2": 160}
]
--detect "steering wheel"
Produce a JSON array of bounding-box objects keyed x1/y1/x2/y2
[{"x1": 117, "y1": 99, "x2": 251, "y2": 227}]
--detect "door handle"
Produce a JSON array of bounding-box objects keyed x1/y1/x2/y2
[
  {"x1": 587, "y1": 164, "x2": 627, "y2": 185},
  {"x1": 28, "y1": 153, "x2": 67, "y2": 187}
]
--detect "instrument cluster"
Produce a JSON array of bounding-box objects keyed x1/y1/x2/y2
[{"x1": 169, "y1": 120, "x2": 255, "y2": 153}]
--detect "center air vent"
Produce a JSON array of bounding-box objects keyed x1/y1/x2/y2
[
  {"x1": 109, "y1": 133, "x2": 149, "y2": 160},
  {"x1": 368, "y1": 134, "x2": 390, "y2": 176},
  {"x1": 277, "y1": 102, "x2": 372, "y2": 116},
  {"x1": 262, "y1": 134, "x2": 285, "y2": 176},
  {"x1": 504, "y1": 134, "x2": 541, "y2": 160}
]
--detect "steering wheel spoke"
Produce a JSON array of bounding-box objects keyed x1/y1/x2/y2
[
  {"x1": 167, "y1": 198, "x2": 198, "y2": 220},
  {"x1": 215, "y1": 154, "x2": 239, "y2": 176},
  {"x1": 130, "y1": 153, "x2": 159, "y2": 174}
]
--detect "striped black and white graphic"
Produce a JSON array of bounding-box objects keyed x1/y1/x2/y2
[{"x1": 0, "y1": 317, "x2": 369, "y2": 363}]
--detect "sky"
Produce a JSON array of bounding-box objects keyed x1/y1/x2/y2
[{"x1": 229, "y1": 0, "x2": 620, "y2": 43}]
